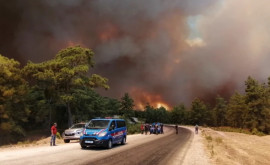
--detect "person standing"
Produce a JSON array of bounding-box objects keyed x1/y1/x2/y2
[
  {"x1": 195, "y1": 124, "x2": 199, "y2": 134},
  {"x1": 140, "y1": 123, "x2": 144, "y2": 134},
  {"x1": 160, "y1": 123, "x2": 164, "y2": 134},
  {"x1": 50, "y1": 123, "x2": 57, "y2": 146},
  {"x1": 144, "y1": 123, "x2": 149, "y2": 135},
  {"x1": 175, "y1": 124, "x2": 178, "y2": 134}
]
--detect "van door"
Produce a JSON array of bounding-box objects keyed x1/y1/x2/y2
[
  {"x1": 109, "y1": 120, "x2": 117, "y2": 143},
  {"x1": 116, "y1": 120, "x2": 125, "y2": 143}
]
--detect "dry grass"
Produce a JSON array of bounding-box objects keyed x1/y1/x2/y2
[
  {"x1": 201, "y1": 127, "x2": 270, "y2": 165},
  {"x1": 0, "y1": 134, "x2": 66, "y2": 150}
]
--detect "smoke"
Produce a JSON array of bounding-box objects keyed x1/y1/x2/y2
[{"x1": 1, "y1": 0, "x2": 270, "y2": 108}]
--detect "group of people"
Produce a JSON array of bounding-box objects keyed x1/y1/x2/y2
[{"x1": 141, "y1": 123, "x2": 164, "y2": 135}]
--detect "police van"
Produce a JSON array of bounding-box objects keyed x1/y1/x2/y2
[{"x1": 80, "y1": 118, "x2": 127, "y2": 149}]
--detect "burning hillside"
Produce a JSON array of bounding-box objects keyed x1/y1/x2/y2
[{"x1": 1, "y1": 0, "x2": 270, "y2": 108}]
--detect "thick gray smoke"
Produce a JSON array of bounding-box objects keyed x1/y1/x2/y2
[{"x1": 1, "y1": 0, "x2": 270, "y2": 108}]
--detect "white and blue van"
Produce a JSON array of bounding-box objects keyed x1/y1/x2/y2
[{"x1": 80, "y1": 118, "x2": 127, "y2": 149}]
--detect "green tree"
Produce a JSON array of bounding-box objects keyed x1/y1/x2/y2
[
  {"x1": 0, "y1": 55, "x2": 29, "y2": 142},
  {"x1": 226, "y1": 92, "x2": 247, "y2": 128},
  {"x1": 156, "y1": 106, "x2": 169, "y2": 123},
  {"x1": 213, "y1": 95, "x2": 227, "y2": 126},
  {"x1": 145, "y1": 103, "x2": 155, "y2": 123},
  {"x1": 105, "y1": 98, "x2": 121, "y2": 116},
  {"x1": 170, "y1": 104, "x2": 187, "y2": 124},
  {"x1": 120, "y1": 93, "x2": 135, "y2": 117},
  {"x1": 189, "y1": 98, "x2": 208, "y2": 125},
  {"x1": 24, "y1": 86, "x2": 51, "y2": 129},
  {"x1": 245, "y1": 76, "x2": 268, "y2": 132},
  {"x1": 23, "y1": 46, "x2": 109, "y2": 127}
]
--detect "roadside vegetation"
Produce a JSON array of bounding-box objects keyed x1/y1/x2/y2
[
  {"x1": 201, "y1": 127, "x2": 270, "y2": 164},
  {"x1": 126, "y1": 123, "x2": 141, "y2": 134},
  {"x1": 211, "y1": 127, "x2": 265, "y2": 136},
  {"x1": 1, "y1": 46, "x2": 270, "y2": 145}
]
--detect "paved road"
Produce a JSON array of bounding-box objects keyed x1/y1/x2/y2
[
  {"x1": 87, "y1": 127, "x2": 192, "y2": 165},
  {"x1": 0, "y1": 126, "x2": 192, "y2": 165}
]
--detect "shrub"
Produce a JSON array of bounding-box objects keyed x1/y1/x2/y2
[
  {"x1": 213, "y1": 126, "x2": 266, "y2": 136},
  {"x1": 127, "y1": 123, "x2": 140, "y2": 134},
  {"x1": 251, "y1": 128, "x2": 265, "y2": 136},
  {"x1": 212, "y1": 127, "x2": 258, "y2": 135},
  {"x1": 56, "y1": 132, "x2": 62, "y2": 139},
  {"x1": 205, "y1": 135, "x2": 212, "y2": 142}
]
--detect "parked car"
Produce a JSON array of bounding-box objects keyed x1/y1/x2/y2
[
  {"x1": 62, "y1": 123, "x2": 86, "y2": 143},
  {"x1": 80, "y1": 118, "x2": 127, "y2": 149}
]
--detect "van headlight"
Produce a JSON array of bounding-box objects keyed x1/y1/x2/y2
[{"x1": 98, "y1": 131, "x2": 107, "y2": 137}]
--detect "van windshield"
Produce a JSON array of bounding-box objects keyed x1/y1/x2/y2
[{"x1": 86, "y1": 120, "x2": 110, "y2": 129}]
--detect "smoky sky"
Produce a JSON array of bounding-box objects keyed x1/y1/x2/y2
[{"x1": 1, "y1": 0, "x2": 270, "y2": 108}]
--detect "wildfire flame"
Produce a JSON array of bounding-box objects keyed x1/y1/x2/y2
[
  {"x1": 98, "y1": 23, "x2": 120, "y2": 42},
  {"x1": 131, "y1": 87, "x2": 171, "y2": 110}
]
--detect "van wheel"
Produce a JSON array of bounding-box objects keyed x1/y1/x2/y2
[
  {"x1": 107, "y1": 139, "x2": 112, "y2": 149},
  {"x1": 64, "y1": 139, "x2": 70, "y2": 143},
  {"x1": 81, "y1": 145, "x2": 86, "y2": 149},
  {"x1": 121, "y1": 137, "x2": 126, "y2": 145}
]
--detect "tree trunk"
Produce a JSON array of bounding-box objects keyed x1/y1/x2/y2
[
  {"x1": 67, "y1": 102, "x2": 73, "y2": 127},
  {"x1": 49, "y1": 105, "x2": 52, "y2": 128},
  {"x1": 48, "y1": 98, "x2": 52, "y2": 129}
]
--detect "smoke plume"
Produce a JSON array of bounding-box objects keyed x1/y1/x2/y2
[{"x1": 1, "y1": 0, "x2": 270, "y2": 109}]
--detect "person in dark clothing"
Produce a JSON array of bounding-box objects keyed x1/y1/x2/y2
[
  {"x1": 154, "y1": 124, "x2": 158, "y2": 134},
  {"x1": 195, "y1": 124, "x2": 199, "y2": 134},
  {"x1": 144, "y1": 123, "x2": 149, "y2": 135},
  {"x1": 160, "y1": 123, "x2": 164, "y2": 134},
  {"x1": 175, "y1": 124, "x2": 178, "y2": 134},
  {"x1": 150, "y1": 125, "x2": 153, "y2": 134}
]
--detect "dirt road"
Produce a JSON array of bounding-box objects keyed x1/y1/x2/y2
[{"x1": 0, "y1": 126, "x2": 196, "y2": 165}]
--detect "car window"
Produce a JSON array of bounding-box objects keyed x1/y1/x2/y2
[
  {"x1": 86, "y1": 120, "x2": 110, "y2": 129},
  {"x1": 110, "y1": 121, "x2": 116, "y2": 129},
  {"x1": 116, "y1": 120, "x2": 126, "y2": 128}
]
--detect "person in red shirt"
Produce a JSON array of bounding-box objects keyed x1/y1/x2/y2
[
  {"x1": 140, "y1": 123, "x2": 144, "y2": 134},
  {"x1": 50, "y1": 123, "x2": 57, "y2": 146}
]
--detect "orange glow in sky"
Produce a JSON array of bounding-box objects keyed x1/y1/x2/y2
[{"x1": 131, "y1": 87, "x2": 171, "y2": 110}]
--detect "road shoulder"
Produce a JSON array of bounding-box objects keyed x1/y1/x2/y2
[{"x1": 170, "y1": 126, "x2": 212, "y2": 165}]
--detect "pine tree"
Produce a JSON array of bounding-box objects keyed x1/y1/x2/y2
[
  {"x1": 245, "y1": 76, "x2": 268, "y2": 132},
  {"x1": 189, "y1": 98, "x2": 208, "y2": 126},
  {"x1": 120, "y1": 93, "x2": 135, "y2": 118},
  {"x1": 226, "y1": 92, "x2": 248, "y2": 128},
  {"x1": 213, "y1": 95, "x2": 227, "y2": 126}
]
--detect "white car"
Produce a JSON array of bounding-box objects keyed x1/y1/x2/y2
[{"x1": 62, "y1": 123, "x2": 85, "y2": 143}]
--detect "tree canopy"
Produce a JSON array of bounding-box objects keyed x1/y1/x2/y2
[
  {"x1": 23, "y1": 46, "x2": 109, "y2": 127},
  {"x1": 0, "y1": 55, "x2": 29, "y2": 142},
  {"x1": 2, "y1": 47, "x2": 270, "y2": 145}
]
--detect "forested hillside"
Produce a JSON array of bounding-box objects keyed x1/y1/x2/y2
[{"x1": 1, "y1": 46, "x2": 270, "y2": 145}]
